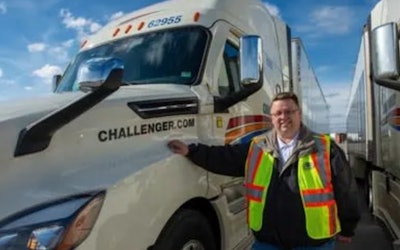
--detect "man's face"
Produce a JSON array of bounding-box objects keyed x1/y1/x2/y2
[{"x1": 270, "y1": 99, "x2": 301, "y2": 139}]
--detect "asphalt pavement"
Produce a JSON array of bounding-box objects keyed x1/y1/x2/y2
[{"x1": 335, "y1": 182, "x2": 394, "y2": 250}]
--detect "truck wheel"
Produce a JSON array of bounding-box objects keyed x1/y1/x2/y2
[
  {"x1": 153, "y1": 209, "x2": 217, "y2": 250},
  {"x1": 364, "y1": 169, "x2": 373, "y2": 212}
]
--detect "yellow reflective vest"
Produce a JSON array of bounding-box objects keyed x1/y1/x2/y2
[{"x1": 244, "y1": 134, "x2": 341, "y2": 239}]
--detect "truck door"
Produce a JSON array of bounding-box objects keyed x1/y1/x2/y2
[{"x1": 206, "y1": 30, "x2": 256, "y2": 248}]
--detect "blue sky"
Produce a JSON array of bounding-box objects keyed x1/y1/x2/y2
[{"x1": 0, "y1": 0, "x2": 379, "y2": 132}]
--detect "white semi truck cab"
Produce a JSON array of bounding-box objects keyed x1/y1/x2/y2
[
  {"x1": 0, "y1": 0, "x2": 327, "y2": 249},
  {"x1": 369, "y1": 0, "x2": 400, "y2": 243}
]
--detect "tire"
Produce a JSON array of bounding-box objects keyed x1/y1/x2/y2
[
  {"x1": 364, "y1": 169, "x2": 373, "y2": 212},
  {"x1": 152, "y1": 209, "x2": 217, "y2": 250}
]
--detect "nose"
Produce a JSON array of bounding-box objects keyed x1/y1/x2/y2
[{"x1": 281, "y1": 111, "x2": 291, "y2": 117}]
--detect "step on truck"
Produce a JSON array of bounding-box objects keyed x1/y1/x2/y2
[
  {"x1": 0, "y1": 0, "x2": 328, "y2": 249},
  {"x1": 346, "y1": 0, "x2": 400, "y2": 247}
]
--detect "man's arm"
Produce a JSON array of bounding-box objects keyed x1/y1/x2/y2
[
  {"x1": 168, "y1": 140, "x2": 250, "y2": 177},
  {"x1": 330, "y1": 142, "x2": 361, "y2": 239}
]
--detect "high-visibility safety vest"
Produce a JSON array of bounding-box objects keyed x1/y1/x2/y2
[{"x1": 244, "y1": 134, "x2": 341, "y2": 239}]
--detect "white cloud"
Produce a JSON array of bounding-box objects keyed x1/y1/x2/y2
[
  {"x1": 26, "y1": 40, "x2": 73, "y2": 64},
  {"x1": 0, "y1": 2, "x2": 6, "y2": 14},
  {"x1": 0, "y1": 78, "x2": 15, "y2": 86},
  {"x1": 264, "y1": 2, "x2": 280, "y2": 17},
  {"x1": 310, "y1": 6, "x2": 354, "y2": 35},
  {"x1": 33, "y1": 64, "x2": 62, "y2": 82},
  {"x1": 294, "y1": 6, "x2": 354, "y2": 37},
  {"x1": 62, "y1": 39, "x2": 74, "y2": 48},
  {"x1": 89, "y1": 22, "x2": 102, "y2": 33},
  {"x1": 46, "y1": 39, "x2": 76, "y2": 62},
  {"x1": 60, "y1": 9, "x2": 102, "y2": 38},
  {"x1": 48, "y1": 46, "x2": 69, "y2": 62},
  {"x1": 0, "y1": 68, "x2": 3, "y2": 78},
  {"x1": 60, "y1": 9, "x2": 90, "y2": 28},
  {"x1": 28, "y1": 43, "x2": 47, "y2": 52},
  {"x1": 315, "y1": 65, "x2": 333, "y2": 74},
  {"x1": 110, "y1": 11, "x2": 124, "y2": 21}
]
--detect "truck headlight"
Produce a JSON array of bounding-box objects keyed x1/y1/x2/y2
[{"x1": 0, "y1": 191, "x2": 105, "y2": 250}]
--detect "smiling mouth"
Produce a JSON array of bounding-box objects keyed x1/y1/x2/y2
[{"x1": 280, "y1": 120, "x2": 290, "y2": 125}]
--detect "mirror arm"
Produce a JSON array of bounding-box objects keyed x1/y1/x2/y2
[
  {"x1": 14, "y1": 68, "x2": 122, "y2": 157},
  {"x1": 214, "y1": 82, "x2": 262, "y2": 113},
  {"x1": 374, "y1": 77, "x2": 400, "y2": 91}
]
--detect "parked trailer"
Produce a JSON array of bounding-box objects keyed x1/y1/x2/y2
[
  {"x1": 346, "y1": 0, "x2": 400, "y2": 245},
  {"x1": 291, "y1": 38, "x2": 330, "y2": 134}
]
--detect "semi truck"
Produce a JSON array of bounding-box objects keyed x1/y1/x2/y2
[
  {"x1": 0, "y1": 0, "x2": 328, "y2": 249},
  {"x1": 291, "y1": 38, "x2": 330, "y2": 133},
  {"x1": 346, "y1": 0, "x2": 400, "y2": 245}
]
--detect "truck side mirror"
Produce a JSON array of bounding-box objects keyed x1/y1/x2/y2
[
  {"x1": 239, "y1": 35, "x2": 263, "y2": 86},
  {"x1": 214, "y1": 36, "x2": 263, "y2": 113},
  {"x1": 371, "y1": 22, "x2": 400, "y2": 90},
  {"x1": 78, "y1": 57, "x2": 124, "y2": 92},
  {"x1": 52, "y1": 74, "x2": 62, "y2": 92}
]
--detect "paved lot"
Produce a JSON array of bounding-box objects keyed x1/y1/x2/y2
[{"x1": 336, "y1": 183, "x2": 394, "y2": 250}]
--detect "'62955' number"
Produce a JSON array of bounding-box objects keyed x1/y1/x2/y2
[{"x1": 147, "y1": 15, "x2": 182, "y2": 28}]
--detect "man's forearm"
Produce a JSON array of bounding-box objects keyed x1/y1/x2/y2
[{"x1": 187, "y1": 143, "x2": 249, "y2": 177}]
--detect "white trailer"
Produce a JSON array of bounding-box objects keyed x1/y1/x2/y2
[
  {"x1": 0, "y1": 0, "x2": 327, "y2": 249},
  {"x1": 291, "y1": 38, "x2": 330, "y2": 134},
  {"x1": 346, "y1": 0, "x2": 400, "y2": 245}
]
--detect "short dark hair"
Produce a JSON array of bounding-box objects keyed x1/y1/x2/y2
[{"x1": 272, "y1": 92, "x2": 300, "y2": 107}]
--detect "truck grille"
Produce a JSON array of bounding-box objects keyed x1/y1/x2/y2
[{"x1": 127, "y1": 97, "x2": 198, "y2": 119}]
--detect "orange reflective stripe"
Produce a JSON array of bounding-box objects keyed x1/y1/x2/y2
[
  {"x1": 245, "y1": 183, "x2": 264, "y2": 202},
  {"x1": 312, "y1": 136, "x2": 331, "y2": 187},
  {"x1": 311, "y1": 152, "x2": 321, "y2": 178},
  {"x1": 302, "y1": 187, "x2": 333, "y2": 194},
  {"x1": 323, "y1": 137, "x2": 332, "y2": 188},
  {"x1": 328, "y1": 203, "x2": 337, "y2": 235},
  {"x1": 245, "y1": 143, "x2": 255, "y2": 172},
  {"x1": 245, "y1": 183, "x2": 264, "y2": 190},
  {"x1": 252, "y1": 150, "x2": 263, "y2": 183},
  {"x1": 246, "y1": 144, "x2": 263, "y2": 184}
]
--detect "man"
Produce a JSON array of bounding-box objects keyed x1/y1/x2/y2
[{"x1": 168, "y1": 92, "x2": 360, "y2": 250}]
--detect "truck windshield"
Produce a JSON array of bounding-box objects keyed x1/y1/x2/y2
[{"x1": 57, "y1": 26, "x2": 209, "y2": 92}]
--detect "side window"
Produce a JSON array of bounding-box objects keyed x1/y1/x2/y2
[{"x1": 218, "y1": 42, "x2": 242, "y2": 97}]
